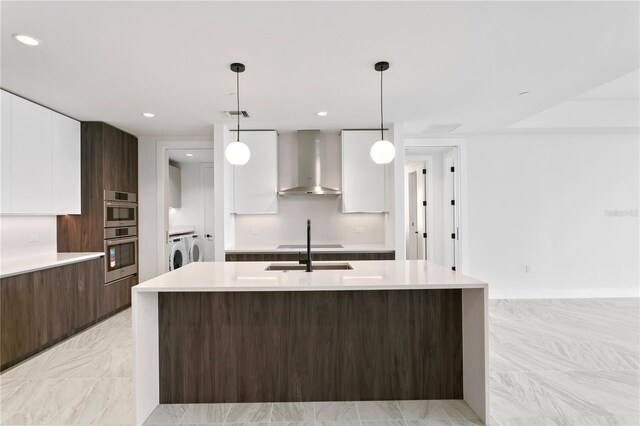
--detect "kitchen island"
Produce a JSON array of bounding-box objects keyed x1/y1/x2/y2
[{"x1": 132, "y1": 260, "x2": 489, "y2": 424}]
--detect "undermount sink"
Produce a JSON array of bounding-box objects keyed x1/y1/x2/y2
[
  {"x1": 277, "y1": 244, "x2": 344, "y2": 249},
  {"x1": 265, "y1": 263, "x2": 353, "y2": 271}
]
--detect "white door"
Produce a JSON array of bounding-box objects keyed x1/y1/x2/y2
[
  {"x1": 443, "y1": 153, "x2": 457, "y2": 271},
  {"x1": 202, "y1": 164, "x2": 215, "y2": 261},
  {"x1": 407, "y1": 171, "x2": 419, "y2": 260}
]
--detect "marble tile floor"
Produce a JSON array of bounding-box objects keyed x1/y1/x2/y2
[
  {"x1": 0, "y1": 298, "x2": 638, "y2": 425},
  {"x1": 142, "y1": 400, "x2": 482, "y2": 425}
]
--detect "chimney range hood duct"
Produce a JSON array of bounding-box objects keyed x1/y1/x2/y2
[{"x1": 278, "y1": 130, "x2": 341, "y2": 196}]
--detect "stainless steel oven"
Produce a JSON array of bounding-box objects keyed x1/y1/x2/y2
[
  {"x1": 105, "y1": 231, "x2": 138, "y2": 284},
  {"x1": 104, "y1": 190, "x2": 137, "y2": 228}
]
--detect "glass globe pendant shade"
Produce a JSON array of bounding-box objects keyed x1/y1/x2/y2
[
  {"x1": 225, "y1": 140, "x2": 251, "y2": 165},
  {"x1": 370, "y1": 139, "x2": 395, "y2": 164}
]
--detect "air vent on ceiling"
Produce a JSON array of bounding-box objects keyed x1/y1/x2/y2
[
  {"x1": 221, "y1": 110, "x2": 250, "y2": 119},
  {"x1": 422, "y1": 123, "x2": 462, "y2": 133}
]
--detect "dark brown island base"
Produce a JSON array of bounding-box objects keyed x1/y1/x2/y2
[{"x1": 133, "y1": 261, "x2": 489, "y2": 424}]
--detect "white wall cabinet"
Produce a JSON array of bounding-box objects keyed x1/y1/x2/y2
[
  {"x1": 0, "y1": 90, "x2": 81, "y2": 214},
  {"x1": 233, "y1": 130, "x2": 278, "y2": 214},
  {"x1": 341, "y1": 130, "x2": 387, "y2": 213},
  {"x1": 1, "y1": 91, "x2": 12, "y2": 214},
  {"x1": 168, "y1": 165, "x2": 181, "y2": 208},
  {"x1": 52, "y1": 112, "x2": 81, "y2": 214}
]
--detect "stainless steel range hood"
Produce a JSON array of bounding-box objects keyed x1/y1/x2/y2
[{"x1": 278, "y1": 130, "x2": 341, "y2": 196}]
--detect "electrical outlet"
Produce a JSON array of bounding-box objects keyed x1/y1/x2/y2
[
  {"x1": 525, "y1": 265, "x2": 532, "y2": 273},
  {"x1": 355, "y1": 227, "x2": 364, "y2": 234},
  {"x1": 250, "y1": 228, "x2": 259, "y2": 235},
  {"x1": 29, "y1": 234, "x2": 40, "y2": 243}
]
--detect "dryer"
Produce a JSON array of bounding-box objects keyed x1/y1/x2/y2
[
  {"x1": 168, "y1": 236, "x2": 188, "y2": 271},
  {"x1": 184, "y1": 234, "x2": 203, "y2": 263}
]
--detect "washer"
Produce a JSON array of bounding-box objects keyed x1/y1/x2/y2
[
  {"x1": 184, "y1": 233, "x2": 203, "y2": 263},
  {"x1": 168, "y1": 236, "x2": 188, "y2": 271}
]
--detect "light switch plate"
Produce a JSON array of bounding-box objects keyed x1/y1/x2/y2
[
  {"x1": 29, "y1": 234, "x2": 40, "y2": 243},
  {"x1": 355, "y1": 227, "x2": 364, "y2": 234},
  {"x1": 250, "y1": 228, "x2": 259, "y2": 235}
]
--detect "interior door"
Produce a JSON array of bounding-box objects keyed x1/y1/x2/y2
[
  {"x1": 202, "y1": 164, "x2": 215, "y2": 261},
  {"x1": 407, "y1": 171, "x2": 418, "y2": 260},
  {"x1": 443, "y1": 153, "x2": 457, "y2": 271}
]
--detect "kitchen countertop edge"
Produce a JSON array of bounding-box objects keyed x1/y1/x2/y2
[
  {"x1": 226, "y1": 245, "x2": 396, "y2": 254},
  {"x1": 134, "y1": 260, "x2": 487, "y2": 293},
  {"x1": 0, "y1": 252, "x2": 105, "y2": 279}
]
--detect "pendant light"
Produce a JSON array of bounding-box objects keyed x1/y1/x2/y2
[
  {"x1": 225, "y1": 63, "x2": 251, "y2": 165},
  {"x1": 370, "y1": 61, "x2": 395, "y2": 164}
]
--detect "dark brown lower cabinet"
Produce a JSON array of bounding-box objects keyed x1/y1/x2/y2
[
  {"x1": 75, "y1": 258, "x2": 102, "y2": 329},
  {"x1": 0, "y1": 258, "x2": 135, "y2": 371},
  {"x1": 225, "y1": 251, "x2": 395, "y2": 262},
  {"x1": 0, "y1": 273, "x2": 38, "y2": 367},
  {"x1": 101, "y1": 275, "x2": 136, "y2": 318},
  {"x1": 35, "y1": 264, "x2": 76, "y2": 346}
]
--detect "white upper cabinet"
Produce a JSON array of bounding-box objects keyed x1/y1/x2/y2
[
  {"x1": 1, "y1": 91, "x2": 12, "y2": 214},
  {"x1": 0, "y1": 90, "x2": 81, "y2": 214},
  {"x1": 52, "y1": 112, "x2": 81, "y2": 214},
  {"x1": 341, "y1": 130, "x2": 387, "y2": 213},
  {"x1": 233, "y1": 130, "x2": 278, "y2": 214},
  {"x1": 168, "y1": 165, "x2": 181, "y2": 208},
  {"x1": 11, "y1": 94, "x2": 53, "y2": 214}
]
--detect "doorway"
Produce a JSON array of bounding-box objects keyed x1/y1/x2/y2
[
  {"x1": 162, "y1": 148, "x2": 214, "y2": 272},
  {"x1": 405, "y1": 147, "x2": 459, "y2": 271}
]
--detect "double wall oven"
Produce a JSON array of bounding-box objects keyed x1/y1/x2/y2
[{"x1": 104, "y1": 190, "x2": 138, "y2": 284}]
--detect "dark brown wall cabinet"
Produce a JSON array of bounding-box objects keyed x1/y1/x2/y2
[
  {"x1": 0, "y1": 258, "x2": 133, "y2": 371},
  {"x1": 55, "y1": 121, "x2": 138, "y2": 335},
  {"x1": 57, "y1": 122, "x2": 138, "y2": 253},
  {"x1": 225, "y1": 251, "x2": 395, "y2": 262}
]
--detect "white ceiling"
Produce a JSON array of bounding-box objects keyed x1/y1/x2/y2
[
  {"x1": 510, "y1": 69, "x2": 640, "y2": 129},
  {"x1": 2, "y1": 1, "x2": 638, "y2": 137}
]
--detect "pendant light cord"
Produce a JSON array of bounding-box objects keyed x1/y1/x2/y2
[
  {"x1": 236, "y1": 70, "x2": 240, "y2": 142},
  {"x1": 380, "y1": 67, "x2": 384, "y2": 141}
]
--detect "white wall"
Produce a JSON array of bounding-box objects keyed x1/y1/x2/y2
[
  {"x1": 0, "y1": 216, "x2": 57, "y2": 261},
  {"x1": 137, "y1": 136, "x2": 213, "y2": 283},
  {"x1": 233, "y1": 131, "x2": 386, "y2": 247},
  {"x1": 213, "y1": 124, "x2": 234, "y2": 257},
  {"x1": 465, "y1": 132, "x2": 639, "y2": 299}
]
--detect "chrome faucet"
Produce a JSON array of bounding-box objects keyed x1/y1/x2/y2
[{"x1": 298, "y1": 219, "x2": 312, "y2": 272}]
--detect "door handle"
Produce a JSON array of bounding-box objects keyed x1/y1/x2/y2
[{"x1": 206, "y1": 234, "x2": 213, "y2": 238}]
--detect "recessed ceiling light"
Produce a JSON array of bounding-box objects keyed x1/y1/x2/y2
[
  {"x1": 317, "y1": 111, "x2": 328, "y2": 116},
  {"x1": 519, "y1": 91, "x2": 530, "y2": 97},
  {"x1": 185, "y1": 153, "x2": 194, "y2": 157},
  {"x1": 13, "y1": 34, "x2": 40, "y2": 46},
  {"x1": 142, "y1": 112, "x2": 155, "y2": 118}
]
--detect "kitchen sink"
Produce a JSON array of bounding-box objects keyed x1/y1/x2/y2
[
  {"x1": 265, "y1": 263, "x2": 353, "y2": 271},
  {"x1": 277, "y1": 244, "x2": 344, "y2": 249}
]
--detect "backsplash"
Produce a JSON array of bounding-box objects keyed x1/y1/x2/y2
[
  {"x1": 0, "y1": 216, "x2": 58, "y2": 261},
  {"x1": 234, "y1": 196, "x2": 386, "y2": 246}
]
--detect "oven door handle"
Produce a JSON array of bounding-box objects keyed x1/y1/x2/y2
[
  {"x1": 105, "y1": 236, "x2": 138, "y2": 246},
  {"x1": 105, "y1": 201, "x2": 137, "y2": 208}
]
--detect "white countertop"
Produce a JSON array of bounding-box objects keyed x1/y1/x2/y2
[
  {"x1": 0, "y1": 252, "x2": 104, "y2": 279},
  {"x1": 225, "y1": 244, "x2": 395, "y2": 253},
  {"x1": 134, "y1": 260, "x2": 486, "y2": 292}
]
